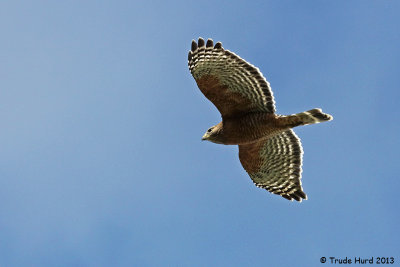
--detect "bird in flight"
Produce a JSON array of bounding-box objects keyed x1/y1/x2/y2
[{"x1": 188, "y1": 38, "x2": 333, "y2": 202}]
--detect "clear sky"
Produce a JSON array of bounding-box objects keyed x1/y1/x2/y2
[{"x1": 1, "y1": 1, "x2": 399, "y2": 266}]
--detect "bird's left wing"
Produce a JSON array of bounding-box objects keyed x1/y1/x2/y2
[
  {"x1": 188, "y1": 38, "x2": 275, "y2": 119},
  {"x1": 238, "y1": 129, "x2": 307, "y2": 202}
]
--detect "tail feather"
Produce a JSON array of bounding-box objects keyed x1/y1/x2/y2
[
  {"x1": 297, "y1": 108, "x2": 333, "y2": 125},
  {"x1": 282, "y1": 108, "x2": 333, "y2": 128}
]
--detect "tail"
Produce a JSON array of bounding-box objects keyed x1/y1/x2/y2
[{"x1": 281, "y1": 108, "x2": 333, "y2": 128}]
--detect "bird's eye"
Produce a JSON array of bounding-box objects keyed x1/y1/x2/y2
[{"x1": 207, "y1": 128, "x2": 213, "y2": 133}]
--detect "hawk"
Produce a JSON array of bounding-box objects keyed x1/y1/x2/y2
[{"x1": 188, "y1": 38, "x2": 333, "y2": 202}]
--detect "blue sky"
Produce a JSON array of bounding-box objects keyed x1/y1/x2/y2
[{"x1": 1, "y1": 1, "x2": 399, "y2": 266}]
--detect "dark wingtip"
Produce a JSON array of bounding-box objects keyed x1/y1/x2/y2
[
  {"x1": 206, "y1": 38, "x2": 213, "y2": 48},
  {"x1": 292, "y1": 194, "x2": 301, "y2": 201},
  {"x1": 294, "y1": 191, "x2": 307, "y2": 201},
  {"x1": 188, "y1": 51, "x2": 192, "y2": 61},
  {"x1": 281, "y1": 195, "x2": 293, "y2": 201},
  {"x1": 282, "y1": 191, "x2": 307, "y2": 202},
  {"x1": 214, "y1": 42, "x2": 222, "y2": 49},
  {"x1": 198, "y1": 37, "x2": 205, "y2": 48},
  {"x1": 191, "y1": 40, "x2": 197, "y2": 52}
]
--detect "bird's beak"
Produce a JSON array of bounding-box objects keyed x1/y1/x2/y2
[{"x1": 201, "y1": 134, "x2": 207, "y2": 141}]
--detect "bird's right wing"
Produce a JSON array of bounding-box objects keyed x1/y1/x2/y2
[
  {"x1": 238, "y1": 129, "x2": 307, "y2": 201},
  {"x1": 188, "y1": 38, "x2": 275, "y2": 119}
]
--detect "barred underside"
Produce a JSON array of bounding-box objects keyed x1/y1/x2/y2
[
  {"x1": 188, "y1": 38, "x2": 275, "y2": 114},
  {"x1": 241, "y1": 129, "x2": 307, "y2": 201},
  {"x1": 188, "y1": 38, "x2": 332, "y2": 202}
]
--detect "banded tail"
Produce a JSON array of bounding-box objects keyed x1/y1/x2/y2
[{"x1": 281, "y1": 108, "x2": 333, "y2": 128}]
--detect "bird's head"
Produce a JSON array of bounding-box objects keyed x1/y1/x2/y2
[{"x1": 201, "y1": 123, "x2": 223, "y2": 144}]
